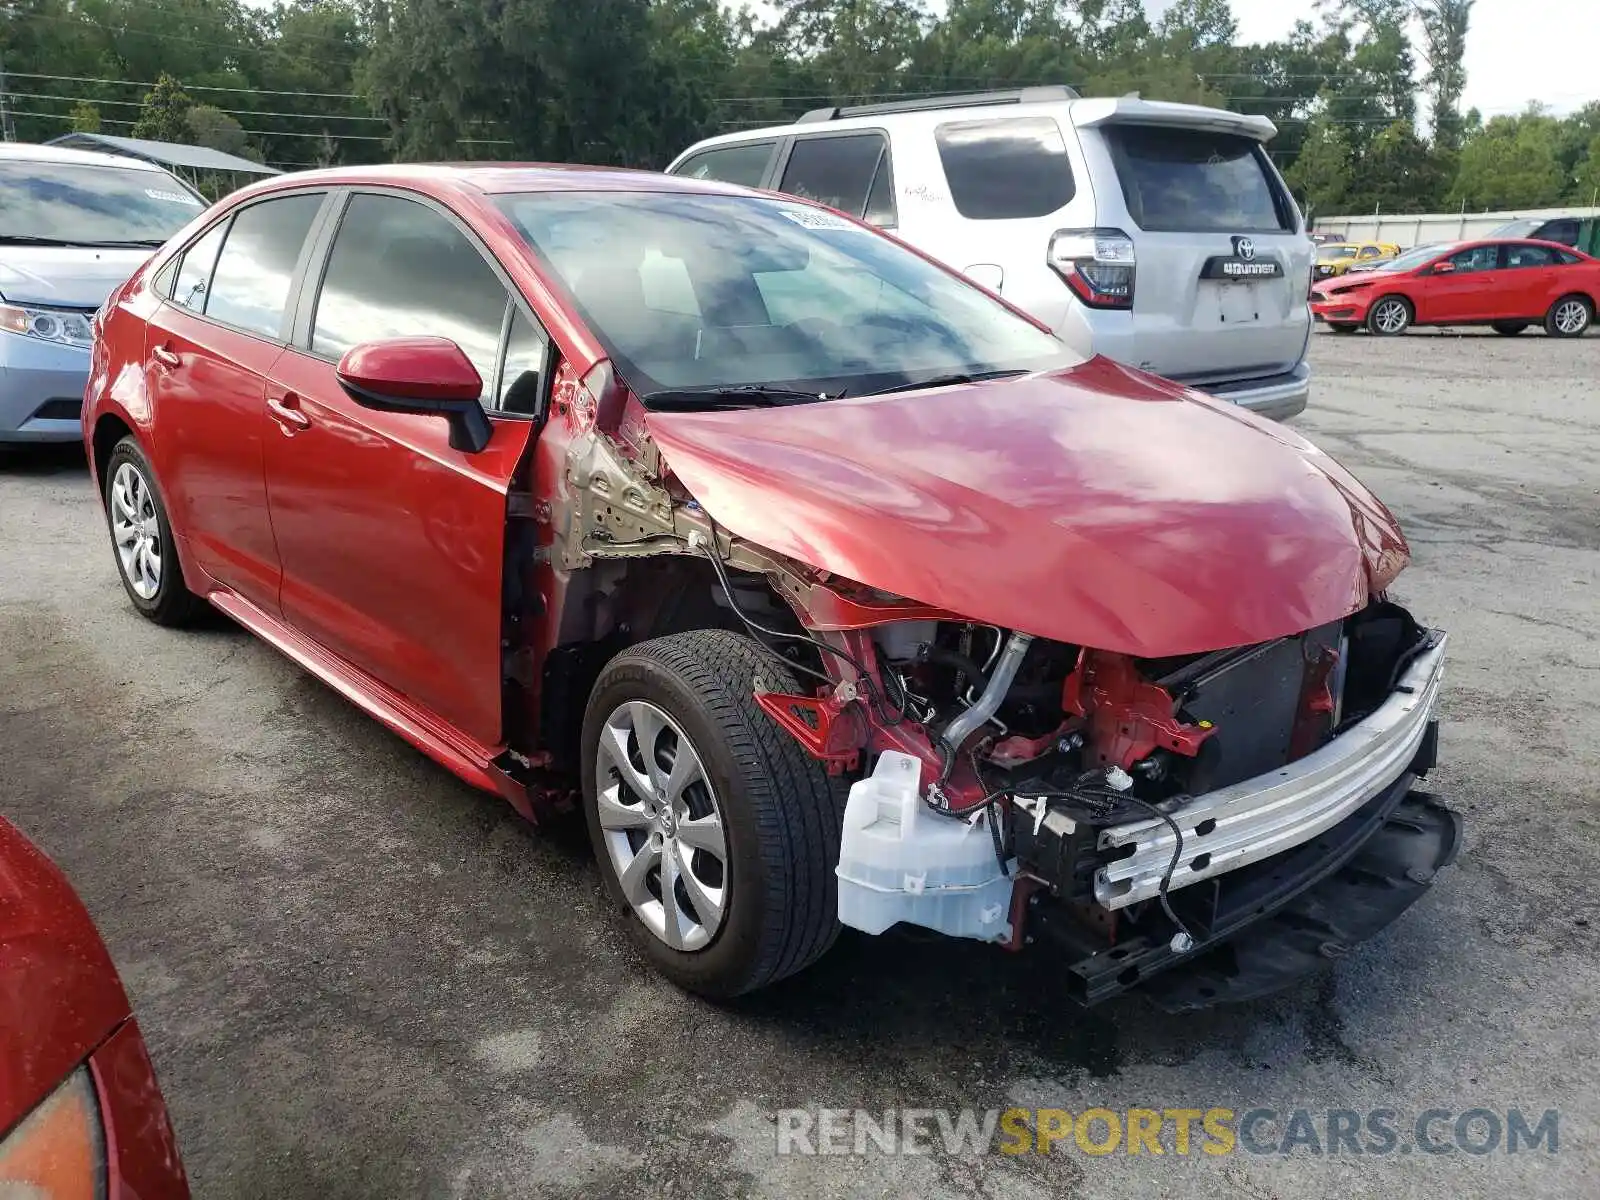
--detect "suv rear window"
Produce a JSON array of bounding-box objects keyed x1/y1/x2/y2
[
  {"x1": 1104, "y1": 126, "x2": 1290, "y2": 234},
  {"x1": 934, "y1": 117, "x2": 1075, "y2": 219}
]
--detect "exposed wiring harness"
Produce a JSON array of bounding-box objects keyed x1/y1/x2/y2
[
  {"x1": 997, "y1": 769, "x2": 1198, "y2": 951},
  {"x1": 692, "y1": 523, "x2": 910, "y2": 725}
]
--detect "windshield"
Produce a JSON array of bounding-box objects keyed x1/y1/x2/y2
[
  {"x1": 1322, "y1": 245, "x2": 1359, "y2": 260},
  {"x1": 0, "y1": 160, "x2": 203, "y2": 245},
  {"x1": 496, "y1": 191, "x2": 1078, "y2": 401},
  {"x1": 1371, "y1": 244, "x2": 1450, "y2": 274},
  {"x1": 1489, "y1": 219, "x2": 1540, "y2": 239}
]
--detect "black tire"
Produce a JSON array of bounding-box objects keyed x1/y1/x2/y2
[
  {"x1": 581, "y1": 630, "x2": 843, "y2": 997},
  {"x1": 1328, "y1": 322, "x2": 1359, "y2": 334},
  {"x1": 1366, "y1": 295, "x2": 1412, "y2": 336},
  {"x1": 1491, "y1": 321, "x2": 1529, "y2": 336},
  {"x1": 1545, "y1": 293, "x2": 1593, "y2": 338},
  {"x1": 102, "y1": 437, "x2": 205, "y2": 626}
]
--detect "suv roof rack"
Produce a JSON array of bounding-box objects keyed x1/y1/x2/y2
[{"x1": 796, "y1": 85, "x2": 1079, "y2": 124}]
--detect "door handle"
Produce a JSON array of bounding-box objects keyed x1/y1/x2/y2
[
  {"x1": 152, "y1": 345, "x2": 181, "y2": 369},
  {"x1": 267, "y1": 392, "x2": 311, "y2": 432}
]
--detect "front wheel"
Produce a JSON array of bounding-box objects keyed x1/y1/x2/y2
[
  {"x1": 581, "y1": 630, "x2": 843, "y2": 997},
  {"x1": 1492, "y1": 321, "x2": 1529, "y2": 336},
  {"x1": 1545, "y1": 294, "x2": 1593, "y2": 338},
  {"x1": 1367, "y1": 296, "x2": 1412, "y2": 336},
  {"x1": 1328, "y1": 322, "x2": 1359, "y2": 334}
]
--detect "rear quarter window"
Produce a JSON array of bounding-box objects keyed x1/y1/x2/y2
[
  {"x1": 934, "y1": 117, "x2": 1076, "y2": 220},
  {"x1": 1104, "y1": 126, "x2": 1291, "y2": 234}
]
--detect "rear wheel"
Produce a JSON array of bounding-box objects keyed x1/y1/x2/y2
[
  {"x1": 581, "y1": 630, "x2": 843, "y2": 997},
  {"x1": 103, "y1": 437, "x2": 204, "y2": 626},
  {"x1": 1492, "y1": 321, "x2": 1529, "y2": 336},
  {"x1": 1545, "y1": 294, "x2": 1592, "y2": 337},
  {"x1": 1367, "y1": 296, "x2": 1412, "y2": 336}
]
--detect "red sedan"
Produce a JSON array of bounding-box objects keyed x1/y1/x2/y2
[
  {"x1": 0, "y1": 817, "x2": 189, "y2": 1197},
  {"x1": 1311, "y1": 238, "x2": 1598, "y2": 336},
  {"x1": 82, "y1": 165, "x2": 1457, "y2": 1007}
]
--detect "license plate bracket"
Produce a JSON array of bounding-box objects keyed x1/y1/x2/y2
[{"x1": 1214, "y1": 280, "x2": 1260, "y2": 325}]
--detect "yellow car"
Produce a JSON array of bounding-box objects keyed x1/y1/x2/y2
[{"x1": 1313, "y1": 241, "x2": 1401, "y2": 280}]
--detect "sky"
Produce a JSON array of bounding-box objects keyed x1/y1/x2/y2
[{"x1": 1148, "y1": 0, "x2": 1597, "y2": 118}]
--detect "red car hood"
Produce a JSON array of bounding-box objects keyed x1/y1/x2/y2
[
  {"x1": 1, "y1": 817, "x2": 130, "y2": 1133},
  {"x1": 647, "y1": 357, "x2": 1408, "y2": 656}
]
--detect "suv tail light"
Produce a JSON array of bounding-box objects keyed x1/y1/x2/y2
[{"x1": 1048, "y1": 228, "x2": 1136, "y2": 309}]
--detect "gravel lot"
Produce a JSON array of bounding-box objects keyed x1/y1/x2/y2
[{"x1": 3, "y1": 329, "x2": 1597, "y2": 1199}]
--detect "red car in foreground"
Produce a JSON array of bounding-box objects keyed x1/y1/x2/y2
[
  {"x1": 1311, "y1": 237, "x2": 1597, "y2": 336},
  {"x1": 0, "y1": 817, "x2": 188, "y2": 1197},
  {"x1": 84, "y1": 164, "x2": 1458, "y2": 1007}
]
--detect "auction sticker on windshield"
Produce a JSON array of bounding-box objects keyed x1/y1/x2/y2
[
  {"x1": 778, "y1": 208, "x2": 862, "y2": 232},
  {"x1": 146, "y1": 188, "x2": 203, "y2": 206}
]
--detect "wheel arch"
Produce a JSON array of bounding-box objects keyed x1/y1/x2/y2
[
  {"x1": 531, "y1": 555, "x2": 812, "y2": 771},
  {"x1": 90, "y1": 413, "x2": 136, "y2": 499}
]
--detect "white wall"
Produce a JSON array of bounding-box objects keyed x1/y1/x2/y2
[{"x1": 1312, "y1": 206, "x2": 1600, "y2": 248}]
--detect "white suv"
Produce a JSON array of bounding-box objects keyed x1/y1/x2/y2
[{"x1": 668, "y1": 87, "x2": 1314, "y2": 420}]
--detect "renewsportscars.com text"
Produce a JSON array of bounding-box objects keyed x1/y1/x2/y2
[{"x1": 774, "y1": 1106, "x2": 1559, "y2": 1158}]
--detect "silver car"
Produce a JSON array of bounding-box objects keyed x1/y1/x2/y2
[
  {"x1": 1, "y1": 144, "x2": 205, "y2": 443},
  {"x1": 668, "y1": 89, "x2": 1315, "y2": 421}
]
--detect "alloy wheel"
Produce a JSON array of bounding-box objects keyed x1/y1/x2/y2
[
  {"x1": 1553, "y1": 299, "x2": 1590, "y2": 335},
  {"x1": 110, "y1": 462, "x2": 163, "y2": 600},
  {"x1": 594, "y1": 700, "x2": 729, "y2": 952},
  {"x1": 1373, "y1": 299, "x2": 1409, "y2": 334}
]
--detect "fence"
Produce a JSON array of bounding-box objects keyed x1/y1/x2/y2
[{"x1": 1311, "y1": 206, "x2": 1600, "y2": 248}]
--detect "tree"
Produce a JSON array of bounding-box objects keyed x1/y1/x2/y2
[
  {"x1": 1415, "y1": 1, "x2": 1472, "y2": 152},
  {"x1": 68, "y1": 101, "x2": 103, "y2": 134},
  {"x1": 131, "y1": 73, "x2": 196, "y2": 143},
  {"x1": 187, "y1": 105, "x2": 258, "y2": 160},
  {"x1": 771, "y1": 0, "x2": 930, "y2": 101},
  {"x1": 1449, "y1": 109, "x2": 1567, "y2": 210},
  {"x1": 1571, "y1": 133, "x2": 1600, "y2": 206},
  {"x1": 1285, "y1": 116, "x2": 1353, "y2": 216},
  {"x1": 1156, "y1": 0, "x2": 1239, "y2": 50},
  {"x1": 1352, "y1": 118, "x2": 1446, "y2": 212}
]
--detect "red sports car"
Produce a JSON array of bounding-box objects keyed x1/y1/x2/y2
[
  {"x1": 0, "y1": 816, "x2": 189, "y2": 1197},
  {"x1": 83, "y1": 165, "x2": 1458, "y2": 1007},
  {"x1": 1311, "y1": 237, "x2": 1598, "y2": 336}
]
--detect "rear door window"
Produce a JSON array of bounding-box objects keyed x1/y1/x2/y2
[
  {"x1": 934, "y1": 117, "x2": 1076, "y2": 220},
  {"x1": 673, "y1": 142, "x2": 776, "y2": 188},
  {"x1": 1104, "y1": 126, "x2": 1290, "y2": 233},
  {"x1": 204, "y1": 193, "x2": 325, "y2": 338},
  {"x1": 778, "y1": 134, "x2": 888, "y2": 220},
  {"x1": 1503, "y1": 244, "x2": 1559, "y2": 269}
]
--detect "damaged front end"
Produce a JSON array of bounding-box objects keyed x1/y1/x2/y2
[
  {"x1": 810, "y1": 601, "x2": 1457, "y2": 1007},
  {"x1": 546, "y1": 362, "x2": 1460, "y2": 1007}
]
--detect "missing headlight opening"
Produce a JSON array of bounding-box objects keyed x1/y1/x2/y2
[{"x1": 816, "y1": 599, "x2": 1452, "y2": 1007}]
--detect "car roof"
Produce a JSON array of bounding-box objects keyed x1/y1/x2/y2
[
  {"x1": 670, "y1": 95, "x2": 1276, "y2": 164},
  {"x1": 236, "y1": 162, "x2": 756, "y2": 200},
  {"x1": 0, "y1": 141, "x2": 171, "y2": 172}
]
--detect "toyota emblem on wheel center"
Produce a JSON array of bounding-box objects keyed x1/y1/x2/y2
[{"x1": 1233, "y1": 236, "x2": 1256, "y2": 261}]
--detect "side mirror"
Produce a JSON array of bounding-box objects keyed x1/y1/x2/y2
[
  {"x1": 1431, "y1": 261, "x2": 1456, "y2": 275},
  {"x1": 336, "y1": 337, "x2": 491, "y2": 453}
]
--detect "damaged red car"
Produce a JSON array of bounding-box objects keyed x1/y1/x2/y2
[
  {"x1": 1, "y1": 816, "x2": 189, "y2": 1196},
  {"x1": 84, "y1": 165, "x2": 1459, "y2": 1007}
]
